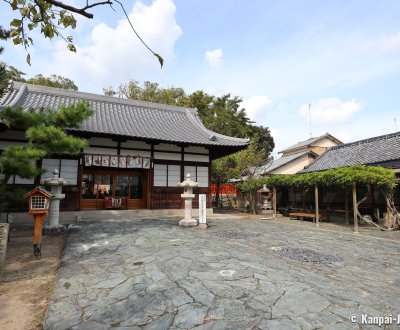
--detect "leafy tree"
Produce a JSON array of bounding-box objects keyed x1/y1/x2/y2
[
  {"x1": 3, "y1": 0, "x2": 163, "y2": 66},
  {"x1": 106, "y1": 80, "x2": 275, "y2": 207},
  {"x1": 237, "y1": 165, "x2": 399, "y2": 229},
  {"x1": 0, "y1": 25, "x2": 11, "y2": 98},
  {"x1": 211, "y1": 155, "x2": 238, "y2": 208},
  {"x1": 0, "y1": 102, "x2": 93, "y2": 212},
  {"x1": 118, "y1": 80, "x2": 186, "y2": 105},
  {"x1": 22, "y1": 74, "x2": 78, "y2": 90}
]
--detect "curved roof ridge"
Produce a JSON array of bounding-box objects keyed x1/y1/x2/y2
[
  {"x1": 1, "y1": 83, "x2": 28, "y2": 108},
  {"x1": 329, "y1": 131, "x2": 400, "y2": 151},
  {"x1": 278, "y1": 132, "x2": 342, "y2": 154},
  {"x1": 185, "y1": 109, "x2": 250, "y2": 143},
  {"x1": 11, "y1": 81, "x2": 198, "y2": 114}
]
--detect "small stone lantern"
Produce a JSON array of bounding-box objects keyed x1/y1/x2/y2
[
  {"x1": 178, "y1": 173, "x2": 198, "y2": 226},
  {"x1": 24, "y1": 186, "x2": 53, "y2": 256},
  {"x1": 42, "y1": 169, "x2": 67, "y2": 228}
]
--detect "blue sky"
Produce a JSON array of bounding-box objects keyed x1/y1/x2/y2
[{"x1": 1, "y1": 0, "x2": 400, "y2": 155}]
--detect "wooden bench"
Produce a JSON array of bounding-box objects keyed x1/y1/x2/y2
[{"x1": 289, "y1": 212, "x2": 321, "y2": 222}]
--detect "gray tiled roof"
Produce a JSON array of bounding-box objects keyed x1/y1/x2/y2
[
  {"x1": 279, "y1": 133, "x2": 342, "y2": 154},
  {"x1": 301, "y1": 132, "x2": 400, "y2": 172},
  {"x1": 258, "y1": 151, "x2": 311, "y2": 175},
  {"x1": 0, "y1": 82, "x2": 250, "y2": 148}
]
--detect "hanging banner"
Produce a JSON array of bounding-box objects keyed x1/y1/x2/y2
[
  {"x1": 92, "y1": 155, "x2": 101, "y2": 166},
  {"x1": 84, "y1": 155, "x2": 93, "y2": 166},
  {"x1": 84, "y1": 154, "x2": 151, "y2": 169},
  {"x1": 110, "y1": 156, "x2": 119, "y2": 167}
]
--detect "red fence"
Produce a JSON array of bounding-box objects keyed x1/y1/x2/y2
[{"x1": 211, "y1": 184, "x2": 236, "y2": 195}]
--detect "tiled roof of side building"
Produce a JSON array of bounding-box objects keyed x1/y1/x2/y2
[
  {"x1": 278, "y1": 133, "x2": 342, "y2": 154},
  {"x1": 258, "y1": 151, "x2": 313, "y2": 175},
  {"x1": 0, "y1": 82, "x2": 250, "y2": 148},
  {"x1": 301, "y1": 132, "x2": 400, "y2": 173}
]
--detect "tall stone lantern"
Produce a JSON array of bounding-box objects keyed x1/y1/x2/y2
[
  {"x1": 42, "y1": 169, "x2": 67, "y2": 228},
  {"x1": 178, "y1": 173, "x2": 198, "y2": 227}
]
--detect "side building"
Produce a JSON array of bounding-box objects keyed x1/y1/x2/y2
[
  {"x1": 0, "y1": 82, "x2": 249, "y2": 213},
  {"x1": 300, "y1": 132, "x2": 400, "y2": 216},
  {"x1": 258, "y1": 133, "x2": 342, "y2": 175}
]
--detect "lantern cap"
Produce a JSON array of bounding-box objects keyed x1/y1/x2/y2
[{"x1": 24, "y1": 186, "x2": 53, "y2": 200}]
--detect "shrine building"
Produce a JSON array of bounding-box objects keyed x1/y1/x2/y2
[{"x1": 0, "y1": 82, "x2": 249, "y2": 213}]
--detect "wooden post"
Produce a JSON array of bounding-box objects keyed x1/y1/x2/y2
[
  {"x1": 345, "y1": 188, "x2": 349, "y2": 225},
  {"x1": 315, "y1": 185, "x2": 319, "y2": 227},
  {"x1": 352, "y1": 183, "x2": 359, "y2": 234},
  {"x1": 302, "y1": 187, "x2": 306, "y2": 210},
  {"x1": 273, "y1": 187, "x2": 277, "y2": 215}
]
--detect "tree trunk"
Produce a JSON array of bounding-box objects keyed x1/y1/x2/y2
[
  {"x1": 382, "y1": 189, "x2": 399, "y2": 230},
  {"x1": 215, "y1": 180, "x2": 221, "y2": 209}
]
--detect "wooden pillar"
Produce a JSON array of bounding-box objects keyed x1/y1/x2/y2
[
  {"x1": 302, "y1": 187, "x2": 306, "y2": 210},
  {"x1": 352, "y1": 183, "x2": 359, "y2": 234},
  {"x1": 345, "y1": 187, "x2": 349, "y2": 225},
  {"x1": 315, "y1": 185, "x2": 319, "y2": 227},
  {"x1": 273, "y1": 187, "x2": 277, "y2": 215}
]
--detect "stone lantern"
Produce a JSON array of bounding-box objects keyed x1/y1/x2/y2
[
  {"x1": 42, "y1": 169, "x2": 67, "y2": 228},
  {"x1": 178, "y1": 173, "x2": 198, "y2": 226}
]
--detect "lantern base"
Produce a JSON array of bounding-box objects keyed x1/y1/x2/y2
[
  {"x1": 33, "y1": 244, "x2": 41, "y2": 257},
  {"x1": 179, "y1": 219, "x2": 198, "y2": 227},
  {"x1": 198, "y1": 223, "x2": 208, "y2": 229}
]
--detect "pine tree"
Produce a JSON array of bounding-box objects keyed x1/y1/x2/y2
[{"x1": 0, "y1": 103, "x2": 93, "y2": 212}]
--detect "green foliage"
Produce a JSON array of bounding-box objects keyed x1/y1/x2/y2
[
  {"x1": 7, "y1": 0, "x2": 77, "y2": 63},
  {"x1": 1, "y1": 102, "x2": 92, "y2": 130},
  {"x1": 4, "y1": 1, "x2": 163, "y2": 66},
  {"x1": 0, "y1": 145, "x2": 46, "y2": 179},
  {"x1": 0, "y1": 107, "x2": 50, "y2": 129},
  {"x1": 23, "y1": 74, "x2": 78, "y2": 91},
  {"x1": 109, "y1": 80, "x2": 275, "y2": 155},
  {"x1": 26, "y1": 125, "x2": 88, "y2": 154},
  {"x1": 50, "y1": 102, "x2": 93, "y2": 127},
  {"x1": 236, "y1": 177, "x2": 265, "y2": 195},
  {"x1": 0, "y1": 101, "x2": 92, "y2": 200},
  {"x1": 248, "y1": 165, "x2": 397, "y2": 190}
]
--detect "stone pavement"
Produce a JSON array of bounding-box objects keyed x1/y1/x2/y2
[{"x1": 44, "y1": 218, "x2": 400, "y2": 329}]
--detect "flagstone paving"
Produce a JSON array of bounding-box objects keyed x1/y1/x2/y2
[{"x1": 44, "y1": 219, "x2": 400, "y2": 329}]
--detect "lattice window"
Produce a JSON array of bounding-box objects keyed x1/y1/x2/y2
[{"x1": 31, "y1": 196, "x2": 46, "y2": 209}]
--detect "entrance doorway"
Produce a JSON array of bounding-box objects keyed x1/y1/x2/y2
[{"x1": 80, "y1": 170, "x2": 147, "y2": 209}]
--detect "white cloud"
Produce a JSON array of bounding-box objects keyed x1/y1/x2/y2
[
  {"x1": 34, "y1": 0, "x2": 182, "y2": 92},
  {"x1": 205, "y1": 48, "x2": 223, "y2": 69},
  {"x1": 379, "y1": 32, "x2": 400, "y2": 52},
  {"x1": 299, "y1": 97, "x2": 361, "y2": 125},
  {"x1": 241, "y1": 95, "x2": 272, "y2": 122}
]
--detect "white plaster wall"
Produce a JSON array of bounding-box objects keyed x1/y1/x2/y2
[
  {"x1": 197, "y1": 166, "x2": 209, "y2": 187},
  {"x1": 0, "y1": 130, "x2": 27, "y2": 140},
  {"x1": 83, "y1": 147, "x2": 118, "y2": 155},
  {"x1": 41, "y1": 158, "x2": 78, "y2": 185},
  {"x1": 0, "y1": 140, "x2": 27, "y2": 150},
  {"x1": 269, "y1": 155, "x2": 309, "y2": 174},
  {"x1": 168, "y1": 165, "x2": 181, "y2": 187},
  {"x1": 14, "y1": 176, "x2": 34, "y2": 184},
  {"x1": 154, "y1": 151, "x2": 181, "y2": 161},
  {"x1": 184, "y1": 166, "x2": 196, "y2": 179},
  {"x1": 121, "y1": 140, "x2": 150, "y2": 149},
  {"x1": 184, "y1": 146, "x2": 209, "y2": 154},
  {"x1": 184, "y1": 154, "x2": 209, "y2": 162},
  {"x1": 120, "y1": 149, "x2": 151, "y2": 157},
  {"x1": 60, "y1": 159, "x2": 78, "y2": 185},
  {"x1": 154, "y1": 164, "x2": 167, "y2": 186},
  {"x1": 155, "y1": 143, "x2": 181, "y2": 152},
  {"x1": 88, "y1": 137, "x2": 117, "y2": 147}
]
